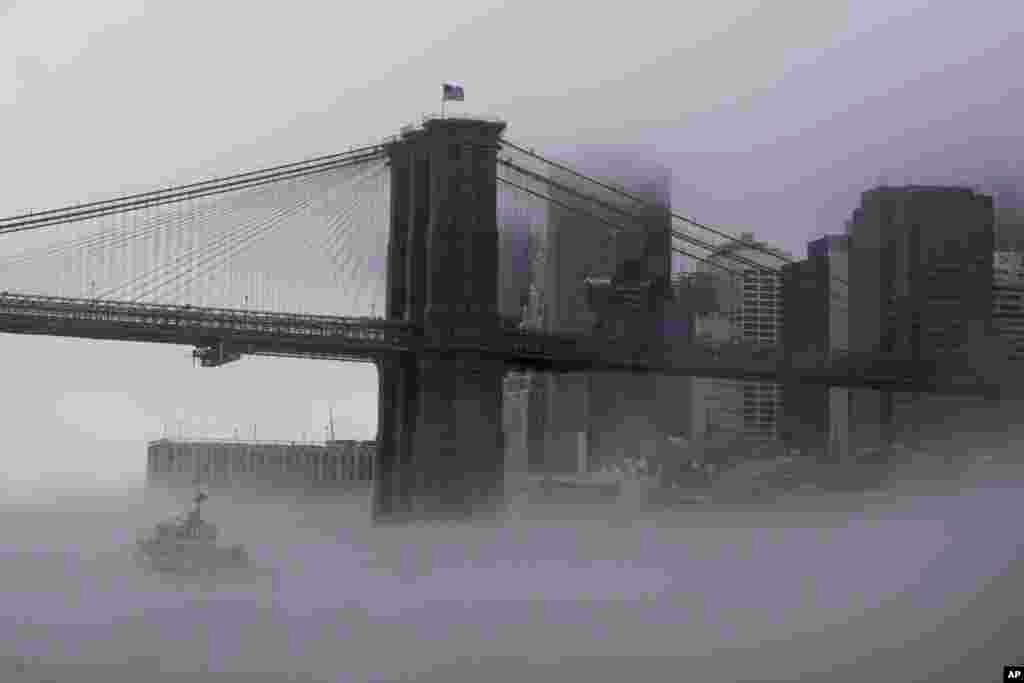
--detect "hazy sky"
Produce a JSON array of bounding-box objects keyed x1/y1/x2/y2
[{"x1": 0, "y1": 0, "x2": 1021, "y2": 482}]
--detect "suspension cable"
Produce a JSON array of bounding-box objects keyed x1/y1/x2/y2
[
  {"x1": 497, "y1": 158, "x2": 786, "y2": 278},
  {"x1": 497, "y1": 176, "x2": 745, "y2": 279},
  {"x1": 0, "y1": 150, "x2": 385, "y2": 235},
  {"x1": 499, "y1": 140, "x2": 851, "y2": 292},
  {"x1": 0, "y1": 142, "x2": 388, "y2": 226}
]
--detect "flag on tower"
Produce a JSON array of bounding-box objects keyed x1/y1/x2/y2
[{"x1": 442, "y1": 82, "x2": 465, "y2": 101}]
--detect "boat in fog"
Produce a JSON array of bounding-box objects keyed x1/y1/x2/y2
[{"x1": 134, "y1": 488, "x2": 249, "y2": 575}]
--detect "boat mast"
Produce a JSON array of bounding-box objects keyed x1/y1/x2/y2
[{"x1": 329, "y1": 406, "x2": 336, "y2": 442}]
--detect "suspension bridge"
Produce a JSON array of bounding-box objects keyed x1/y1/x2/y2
[{"x1": 0, "y1": 116, "x2": 1004, "y2": 521}]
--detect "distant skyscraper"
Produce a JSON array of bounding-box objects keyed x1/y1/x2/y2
[{"x1": 528, "y1": 148, "x2": 674, "y2": 472}]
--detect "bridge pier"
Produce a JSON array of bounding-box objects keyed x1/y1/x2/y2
[
  {"x1": 374, "y1": 352, "x2": 505, "y2": 521},
  {"x1": 373, "y1": 117, "x2": 508, "y2": 524}
]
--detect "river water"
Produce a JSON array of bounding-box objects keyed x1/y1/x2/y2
[{"x1": 0, "y1": 468, "x2": 1021, "y2": 682}]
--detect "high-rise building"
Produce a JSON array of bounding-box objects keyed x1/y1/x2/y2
[
  {"x1": 846, "y1": 186, "x2": 994, "y2": 446},
  {"x1": 780, "y1": 235, "x2": 851, "y2": 459},
  {"x1": 692, "y1": 232, "x2": 791, "y2": 441},
  {"x1": 528, "y1": 150, "x2": 674, "y2": 473}
]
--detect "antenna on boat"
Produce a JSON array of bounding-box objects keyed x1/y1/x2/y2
[{"x1": 329, "y1": 405, "x2": 336, "y2": 442}]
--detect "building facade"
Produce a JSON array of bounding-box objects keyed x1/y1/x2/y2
[
  {"x1": 847, "y1": 186, "x2": 995, "y2": 446},
  {"x1": 993, "y1": 251, "x2": 1024, "y2": 362},
  {"x1": 780, "y1": 235, "x2": 851, "y2": 459},
  {"x1": 692, "y1": 232, "x2": 791, "y2": 441},
  {"x1": 147, "y1": 438, "x2": 375, "y2": 491}
]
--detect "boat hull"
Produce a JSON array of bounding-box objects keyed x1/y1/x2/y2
[{"x1": 134, "y1": 539, "x2": 248, "y2": 575}]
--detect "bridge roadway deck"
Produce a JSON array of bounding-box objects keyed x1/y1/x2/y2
[{"x1": 0, "y1": 292, "x2": 995, "y2": 395}]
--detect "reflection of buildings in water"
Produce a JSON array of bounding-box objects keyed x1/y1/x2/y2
[
  {"x1": 780, "y1": 234, "x2": 851, "y2": 460},
  {"x1": 146, "y1": 438, "x2": 375, "y2": 490},
  {"x1": 693, "y1": 232, "x2": 791, "y2": 443},
  {"x1": 516, "y1": 149, "x2": 675, "y2": 475},
  {"x1": 847, "y1": 186, "x2": 995, "y2": 448}
]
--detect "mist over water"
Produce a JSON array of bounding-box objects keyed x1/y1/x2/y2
[{"x1": 1, "y1": 460, "x2": 1022, "y2": 682}]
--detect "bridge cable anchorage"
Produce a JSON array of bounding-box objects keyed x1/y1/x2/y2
[
  {"x1": 496, "y1": 176, "x2": 746, "y2": 280},
  {"x1": 0, "y1": 150, "x2": 387, "y2": 236},
  {"x1": 147, "y1": 166, "x2": 381, "y2": 308},
  {"x1": 498, "y1": 157, "x2": 790, "y2": 279},
  {"x1": 124, "y1": 173, "x2": 342, "y2": 304},
  {"x1": 499, "y1": 138, "x2": 849, "y2": 292}
]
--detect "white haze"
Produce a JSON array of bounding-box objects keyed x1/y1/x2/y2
[{"x1": 1, "y1": 460, "x2": 1023, "y2": 682}]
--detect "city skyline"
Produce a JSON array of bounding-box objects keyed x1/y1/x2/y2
[{"x1": 2, "y1": 0, "x2": 1024, "y2": 485}]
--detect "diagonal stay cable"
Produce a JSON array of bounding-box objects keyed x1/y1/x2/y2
[
  {"x1": 498, "y1": 158, "x2": 778, "y2": 277},
  {"x1": 497, "y1": 176, "x2": 745, "y2": 279},
  {"x1": 237, "y1": 163, "x2": 387, "y2": 314},
  {"x1": 349, "y1": 169, "x2": 389, "y2": 314},
  {"x1": 139, "y1": 190, "x2": 322, "y2": 305},
  {"x1": 319, "y1": 165, "x2": 390, "y2": 293},
  {"x1": 500, "y1": 156, "x2": 773, "y2": 275},
  {"x1": 499, "y1": 139, "x2": 792, "y2": 263},
  {"x1": 321, "y1": 167, "x2": 389, "y2": 314},
  {"x1": 278, "y1": 165, "x2": 389, "y2": 314},
  {"x1": 93, "y1": 180, "x2": 316, "y2": 301},
  {"x1": 500, "y1": 138, "x2": 850, "y2": 289},
  {"x1": 99, "y1": 161, "x2": 374, "y2": 302},
  {"x1": 151, "y1": 163, "x2": 386, "y2": 306},
  {"x1": 497, "y1": 170, "x2": 761, "y2": 278},
  {"x1": 327, "y1": 169, "x2": 387, "y2": 297},
  {"x1": 140, "y1": 174, "x2": 345, "y2": 305}
]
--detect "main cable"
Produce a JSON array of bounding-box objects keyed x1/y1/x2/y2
[
  {"x1": 0, "y1": 142, "x2": 388, "y2": 227},
  {"x1": 0, "y1": 150, "x2": 386, "y2": 235}
]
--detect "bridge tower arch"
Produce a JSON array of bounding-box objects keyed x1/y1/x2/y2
[{"x1": 374, "y1": 118, "x2": 508, "y2": 522}]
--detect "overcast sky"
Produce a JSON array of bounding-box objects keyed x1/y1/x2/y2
[{"x1": 0, "y1": 0, "x2": 1021, "y2": 483}]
